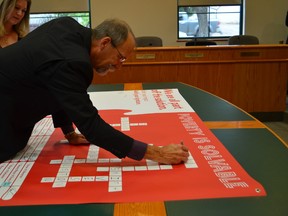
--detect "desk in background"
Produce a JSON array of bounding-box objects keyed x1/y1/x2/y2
[
  {"x1": 1, "y1": 82, "x2": 288, "y2": 216},
  {"x1": 92, "y1": 45, "x2": 288, "y2": 121}
]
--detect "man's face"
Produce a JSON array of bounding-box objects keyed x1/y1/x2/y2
[{"x1": 90, "y1": 33, "x2": 136, "y2": 76}]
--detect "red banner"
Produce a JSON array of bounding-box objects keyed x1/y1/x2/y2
[{"x1": 0, "y1": 89, "x2": 266, "y2": 206}]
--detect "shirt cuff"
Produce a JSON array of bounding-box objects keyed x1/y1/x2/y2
[{"x1": 127, "y1": 140, "x2": 148, "y2": 161}]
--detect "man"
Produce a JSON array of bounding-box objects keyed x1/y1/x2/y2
[{"x1": 0, "y1": 17, "x2": 189, "y2": 164}]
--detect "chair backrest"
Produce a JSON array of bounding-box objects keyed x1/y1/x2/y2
[
  {"x1": 185, "y1": 39, "x2": 217, "y2": 46},
  {"x1": 228, "y1": 35, "x2": 259, "y2": 45},
  {"x1": 135, "y1": 36, "x2": 163, "y2": 47}
]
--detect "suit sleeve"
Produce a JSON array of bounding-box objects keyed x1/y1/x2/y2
[{"x1": 52, "y1": 110, "x2": 74, "y2": 134}]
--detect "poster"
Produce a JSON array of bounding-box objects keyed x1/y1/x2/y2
[{"x1": 0, "y1": 89, "x2": 266, "y2": 206}]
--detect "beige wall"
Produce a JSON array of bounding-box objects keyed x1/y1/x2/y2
[
  {"x1": 31, "y1": 0, "x2": 89, "y2": 13},
  {"x1": 31, "y1": 0, "x2": 288, "y2": 46},
  {"x1": 244, "y1": 1, "x2": 288, "y2": 44},
  {"x1": 90, "y1": 0, "x2": 178, "y2": 46}
]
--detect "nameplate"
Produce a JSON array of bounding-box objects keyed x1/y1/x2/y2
[
  {"x1": 136, "y1": 54, "x2": 156, "y2": 59},
  {"x1": 185, "y1": 53, "x2": 204, "y2": 58},
  {"x1": 240, "y1": 52, "x2": 260, "y2": 57}
]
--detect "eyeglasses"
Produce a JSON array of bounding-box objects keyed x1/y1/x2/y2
[{"x1": 111, "y1": 41, "x2": 126, "y2": 63}]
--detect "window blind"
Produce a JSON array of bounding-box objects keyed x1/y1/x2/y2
[
  {"x1": 178, "y1": 0, "x2": 241, "y2": 6},
  {"x1": 30, "y1": 0, "x2": 89, "y2": 13}
]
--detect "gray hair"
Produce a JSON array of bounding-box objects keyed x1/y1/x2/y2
[{"x1": 91, "y1": 18, "x2": 135, "y2": 46}]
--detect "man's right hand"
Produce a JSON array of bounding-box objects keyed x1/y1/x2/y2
[{"x1": 143, "y1": 143, "x2": 189, "y2": 164}]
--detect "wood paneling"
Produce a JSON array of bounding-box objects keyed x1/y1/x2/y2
[
  {"x1": 114, "y1": 202, "x2": 167, "y2": 216},
  {"x1": 92, "y1": 45, "x2": 288, "y2": 113}
]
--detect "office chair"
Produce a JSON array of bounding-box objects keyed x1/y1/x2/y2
[
  {"x1": 228, "y1": 35, "x2": 259, "y2": 45},
  {"x1": 185, "y1": 39, "x2": 217, "y2": 46},
  {"x1": 135, "y1": 36, "x2": 163, "y2": 47}
]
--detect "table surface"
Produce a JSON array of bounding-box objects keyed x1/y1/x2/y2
[{"x1": 1, "y1": 82, "x2": 288, "y2": 216}]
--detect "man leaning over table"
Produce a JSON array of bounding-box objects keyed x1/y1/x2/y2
[{"x1": 0, "y1": 17, "x2": 189, "y2": 164}]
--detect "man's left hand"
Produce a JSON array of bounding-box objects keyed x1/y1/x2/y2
[{"x1": 65, "y1": 131, "x2": 89, "y2": 145}]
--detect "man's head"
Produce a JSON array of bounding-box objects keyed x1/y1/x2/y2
[{"x1": 90, "y1": 18, "x2": 136, "y2": 76}]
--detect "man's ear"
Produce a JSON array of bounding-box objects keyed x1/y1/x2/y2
[{"x1": 100, "y1": 37, "x2": 112, "y2": 50}]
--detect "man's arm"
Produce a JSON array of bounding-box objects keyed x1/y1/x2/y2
[{"x1": 52, "y1": 111, "x2": 89, "y2": 144}]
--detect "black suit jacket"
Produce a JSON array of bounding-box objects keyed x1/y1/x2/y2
[{"x1": 0, "y1": 17, "x2": 133, "y2": 161}]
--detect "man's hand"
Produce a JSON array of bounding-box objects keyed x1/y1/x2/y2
[
  {"x1": 144, "y1": 143, "x2": 189, "y2": 164},
  {"x1": 65, "y1": 131, "x2": 89, "y2": 145}
]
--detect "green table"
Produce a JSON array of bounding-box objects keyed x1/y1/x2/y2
[{"x1": 1, "y1": 82, "x2": 287, "y2": 216}]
